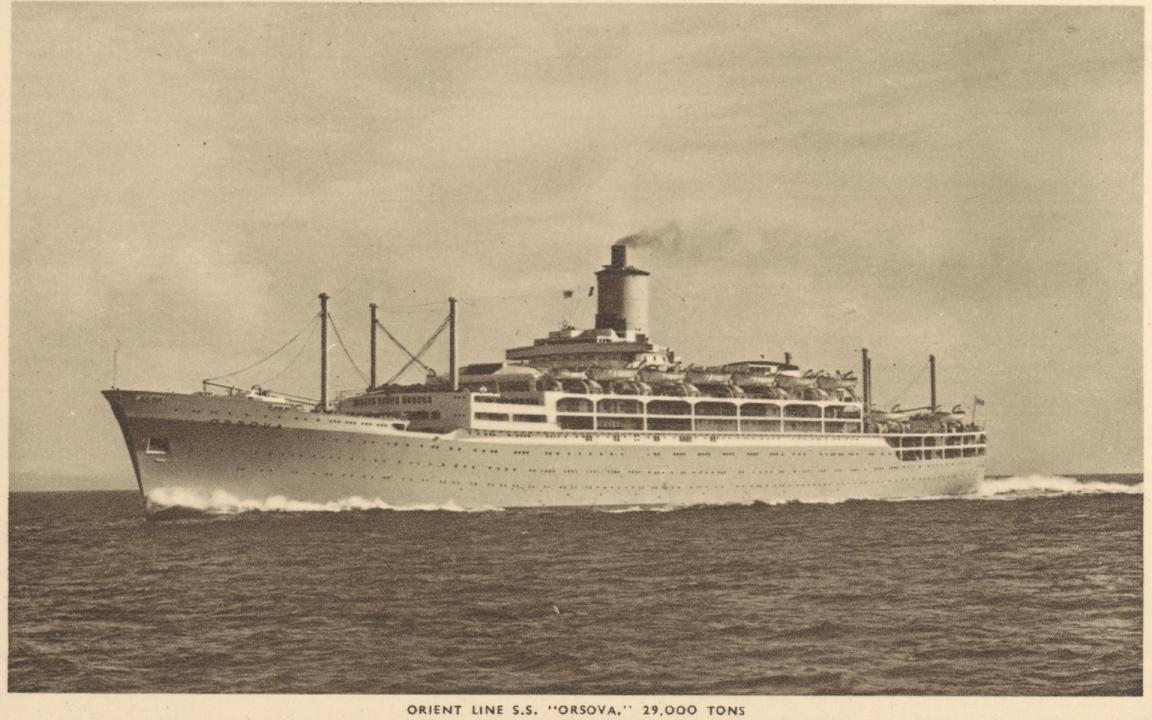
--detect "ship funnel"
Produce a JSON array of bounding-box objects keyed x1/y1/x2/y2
[
  {"x1": 595, "y1": 244, "x2": 651, "y2": 337},
  {"x1": 611, "y1": 244, "x2": 627, "y2": 268}
]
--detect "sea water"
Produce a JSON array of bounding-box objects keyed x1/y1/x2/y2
[{"x1": 7, "y1": 474, "x2": 1141, "y2": 694}]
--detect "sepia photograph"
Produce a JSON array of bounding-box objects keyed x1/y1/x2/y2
[{"x1": 6, "y1": 0, "x2": 1144, "y2": 712}]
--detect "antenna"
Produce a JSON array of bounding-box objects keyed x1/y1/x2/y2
[{"x1": 112, "y1": 337, "x2": 121, "y2": 388}]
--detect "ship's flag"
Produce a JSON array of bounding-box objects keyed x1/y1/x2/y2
[
  {"x1": 563, "y1": 289, "x2": 574, "y2": 299},
  {"x1": 974, "y1": 397, "x2": 985, "y2": 406}
]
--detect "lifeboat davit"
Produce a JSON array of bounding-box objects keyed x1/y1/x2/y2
[
  {"x1": 704, "y1": 384, "x2": 746, "y2": 398},
  {"x1": 536, "y1": 376, "x2": 563, "y2": 391},
  {"x1": 651, "y1": 382, "x2": 701, "y2": 397},
  {"x1": 610, "y1": 380, "x2": 651, "y2": 396},
  {"x1": 933, "y1": 404, "x2": 967, "y2": 423},
  {"x1": 745, "y1": 386, "x2": 788, "y2": 399}
]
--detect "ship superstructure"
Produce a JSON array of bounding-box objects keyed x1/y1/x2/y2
[{"x1": 104, "y1": 245, "x2": 987, "y2": 512}]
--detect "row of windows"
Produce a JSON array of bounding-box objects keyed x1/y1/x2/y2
[
  {"x1": 899, "y1": 448, "x2": 986, "y2": 461},
  {"x1": 208, "y1": 465, "x2": 976, "y2": 494},
  {"x1": 475, "y1": 412, "x2": 548, "y2": 423},
  {"x1": 152, "y1": 431, "x2": 976, "y2": 468},
  {"x1": 556, "y1": 398, "x2": 856, "y2": 419},
  {"x1": 555, "y1": 415, "x2": 862, "y2": 434},
  {"x1": 198, "y1": 406, "x2": 405, "y2": 431},
  {"x1": 886, "y1": 435, "x2": 988, "y2": 447}
]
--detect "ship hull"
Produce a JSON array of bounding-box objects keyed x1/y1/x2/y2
[{"x1": 104, "y1": 390, "x2": 986, "y2": 511}]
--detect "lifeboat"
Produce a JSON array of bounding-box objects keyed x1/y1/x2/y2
[
  {"x1": 640, "y1": 368, "x2": 687, "y2": 384},
  {"x1": 816, "y1": 371, "x2": 857, "y2": 392},
  {"x1": 550, "y1": 369, "x2": 588, "y2": 380},
  {"x1": 732, "y1": 373, "x2": 777, "y2": 388},
  {"x1": 686, "y1": 367, "x2": 732, "y2": 385},
  {"x1": 550, "y1": 369, "x2": 601, "y2": 394},
  {"x1": 773, "y1": 369, "x2": 812, "y2": 389},
  {"x1": 793, "y1": 370, "x2": 820, "y2": 388},
  {"x1": 588, "y1": 367, "x2": 638, "y2": 383}
]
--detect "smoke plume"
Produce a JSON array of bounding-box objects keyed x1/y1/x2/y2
[
  {"x1": 612, "y1": 222, "x2": 752, "y2": 263},
  {"x1": 614, "y1": 222, "x2": 691, "y2": 250}
]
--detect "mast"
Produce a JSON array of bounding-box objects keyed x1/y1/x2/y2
[
  {"x1": 449, "y1": 297, "x2": 459, "y2": 392},
  {"x1": 861, "y1": 348, "x2": 870, "y2": 412},
  {"x1": 319, "y1": 292, "x2": 329, "y2": 410},
  {"x1": 369, "y1": 303, "x2": 378, "y2": 390},
  {"x1": 929, "y1": 354, "x2": 937, "y2": 413}
]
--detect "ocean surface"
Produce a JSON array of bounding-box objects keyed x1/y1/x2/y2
[{"x1": 8, "y1": 474, "x2": 1142, "y2": 695}]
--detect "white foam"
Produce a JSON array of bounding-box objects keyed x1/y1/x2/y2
[
  {"x1": 146, "y1": 474, "x2": 1139, "y2": 515},
  {"x1": 973, "y1": 474, "x2": 1142, "y2": 498},
  {"x1": 146, "y1": 486, "x2": 504, "y2": 514},
  {"x1": 603, "y1": 504, "x2": 681, "y2": 513}
]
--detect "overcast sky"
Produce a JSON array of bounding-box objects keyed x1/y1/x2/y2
[{"x1": 10, "y1": 4, "x2": 1142, "y2": 488}]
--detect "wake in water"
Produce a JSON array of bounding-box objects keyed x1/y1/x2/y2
[
  {"x1": 146, "y1": 487, "x2": 504, "y2": 515},
  {"x1": 603, "y1": 475, "x2": 1142, "y2": 512},
  {"x1": 882, "y1": 474, "x2": 1143, "y2": 504}
]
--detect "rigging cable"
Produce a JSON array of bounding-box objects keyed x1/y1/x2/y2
[
  {"x1": 374, "y1": 299, "x2": 448, "y2": 311},
  {"x1": 652, "y1": 281, "x2": 689, "y2": 304},
  {"x1": 205, "y1": 313, "x2": 319, "y2": 383},
  {"x1": 456, "y1": 291, "x2": 554, "y2": 306},
  {"x1": 379, "y1": 286, "x2": 594, "y2": 314},
  {"x1": 327, "y1": 311, "x2": 370, "y2": 385},
  {"x1": 382, "y1": 314, "x2": 451, "y2": 386},
  {"x1": 262, "y1": 316, "x2": 320, "y2": 385},
  {"x1": 881, "y1": 364, "x2": 929, "y2": 409},
  {"x1": 375, "y1": 320, "x2": 432, "y2": 373}
]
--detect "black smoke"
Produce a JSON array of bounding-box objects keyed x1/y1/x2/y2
[{"x1": 613, "y1": 222, "x2": 690, "y2": 250}]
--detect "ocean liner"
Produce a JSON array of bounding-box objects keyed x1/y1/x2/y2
[{"x1": 104, "y1": 245, "x2": 987, "y2": 512}]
